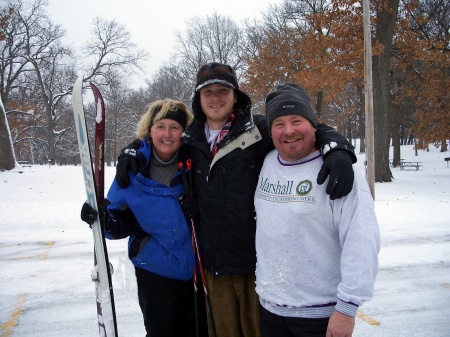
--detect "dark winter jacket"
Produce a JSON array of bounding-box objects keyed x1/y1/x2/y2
[
  {"x1": 105, "y1": 139, "x2": 195, "y2": 281},
  {"x1": 183, "y1": 94, "x2": 356, "y2": 277},
  {"x1": 184, "y1": 110, "x2": 272, "y2": 276}
]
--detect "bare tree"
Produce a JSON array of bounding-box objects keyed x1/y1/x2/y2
[
  {"x1": 174, "y1": 12, "x2": 246, "y2": 89},
  {"x1": 18, "y1": 0, "x2": 76, "y2": 164},
  {"x1": 75, "y1": 17, "x2": 149, "y2": 165},
  {"x1": 0, "y1": 96, "x2": 16, "y2": 170},
  {"x1": 100, "y1": 76, "x2": 136, "y2": 166},
  {"x1": 0, "y1": 4, "x2": 16, "y2": 170},
  {"x1": 147, "y1": 64, "x2": 191, "y2": 104},
  {"x1": 0, "y1": 0, "x2": 77, "y2": 166},
  {"x1": 82, "y1": 17, "x2": 149, "y2": 86},
  {"x1": 0, "y1": 0, "x2": 28, "y2": 106},
  {"x1": 2, "y1": 4, "x2": 150, "y2": 166}
]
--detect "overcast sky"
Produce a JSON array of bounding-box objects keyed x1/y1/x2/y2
[{"x1": 47, "y1": 0, "x2": 282, "y2": 83}]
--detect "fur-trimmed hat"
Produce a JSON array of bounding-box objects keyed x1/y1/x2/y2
[
  {"x1": 195, "y1": 63, "x2": 239, "y2": 92},
  {"x1": 192, "y1": 62, "x2": 251, "y2": 120},
  {"x1": 136, "y1": 99, "x2": 192, "y2": 140},
  {"x1": 266, "y1": 83, "x2": 317, "y2": 131}
]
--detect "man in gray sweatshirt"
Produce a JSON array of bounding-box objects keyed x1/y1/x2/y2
[{"x1": 254, "y1": 83, "x2": 380, "y2": 337}]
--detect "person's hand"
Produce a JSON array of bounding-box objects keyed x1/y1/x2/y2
[
  {"x1": 80, "y1": 200, "x2": 110, "y2": 228},
  {"x1": 317, "y1": 151, "x2": 354, "y2": 200},
  {"x1": 116, "y1": 139, "x2": 141, "y2": 188},
  {"x1": 81, "y1": 202, "x2": 98, "y2": 227},
  {"x1": 326, "y1": 310, "x2": 355, "y2": 337},
  {"x1": 179, "y1": 193, "x2": 199, "y2": 222}
]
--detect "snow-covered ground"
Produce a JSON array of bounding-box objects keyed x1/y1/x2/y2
[{"x1": 1, "y1": 144, "x2": 449, "y2": 337}]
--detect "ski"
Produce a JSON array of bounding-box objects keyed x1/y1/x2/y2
[
  {"x1": 91, "y1": 82, "x2": 106, "y2": 200},
  {"x1": 72, "y1": 75, "x2": 118, "y2": 337}
]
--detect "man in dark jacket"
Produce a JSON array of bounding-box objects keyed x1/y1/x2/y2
[{"x1": 116, "y1": 62, "x2": 356, "y2": 337}]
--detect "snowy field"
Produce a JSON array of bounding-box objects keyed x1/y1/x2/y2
[{"x1": 1, "y1": 144, "x2": 449, "y2": 337}]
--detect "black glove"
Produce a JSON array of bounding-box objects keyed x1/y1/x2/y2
[
  {"x1": 81, "y1": 202, "x2": 98, "y2": 227},
  {"x1": 80, "y1": 200, "x2": 111, "y2": 228},
  {"x1": 116, "y1": 139, "x2": 141, "y2": 188},
  {"x1": 317, "y1": 151, "x2": 354, "y2": 200},
  {"x1": 179, "y1": 194, "x2": 199, "y2": 222}
]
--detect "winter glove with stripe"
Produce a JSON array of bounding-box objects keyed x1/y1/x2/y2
[{"x1": 116, "y1": 139, "x2": 141, "y2": 188}]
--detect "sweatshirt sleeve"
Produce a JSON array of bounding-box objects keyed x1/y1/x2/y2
[{"x1": 332, "y1": 171, "x2": 380, "y2": 316}]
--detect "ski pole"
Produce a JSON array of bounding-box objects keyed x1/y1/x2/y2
[
  {"x1": 179, "y1": 161, "x2": 216, "y2": 337},
  {"x1": 178, "y1": 162, "x2": 200, "y2": 337},
  {"x1": 190, "y1": 216, "x2": 216, "y2": 337},
  {"x1": 193, "y1": 243, "x2": 199, "y2": 337},
  {"x1": 184, "y1": 161, "x2": 216, "y2": 337}
]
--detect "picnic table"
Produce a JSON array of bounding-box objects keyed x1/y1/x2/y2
[
  {"x1": 399, "y1": 160, "x2": 422, "y2": 171},
  {"x1": 17, "y1": 161, "x2": 32, "y2": 168},
  {"x1": 445, "y1": 157, "x2": 450, "y2": 167},
  {"x1": 390, "y1": 159, "x2": 405, "y2": 167}
]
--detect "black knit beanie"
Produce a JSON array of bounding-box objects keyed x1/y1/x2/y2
[
  {"x1": 192, "y1": 62, "x2": 251, "y2": 120},
  {"x1": 266, "y1": 83, "x2": 317, "y2": 131},
  {"x1": 150, "y1": 106, "x2": 188, "y2": 130}
]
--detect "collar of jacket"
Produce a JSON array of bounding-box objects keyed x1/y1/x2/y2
[
  {"x1": 138, "y1": 140, "x2": 191, "y2": 187},
  {"x1": 210, "y1": 124, "x2": 262, "y2": 169}
]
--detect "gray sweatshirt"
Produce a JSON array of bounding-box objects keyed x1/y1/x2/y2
[{"x1": 255, "y1": 150, "x2": 380, "y2": 318}]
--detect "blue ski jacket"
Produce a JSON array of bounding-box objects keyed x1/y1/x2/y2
[{"x1": 105, "y1": 139, "x2": 194, "y2": 281}]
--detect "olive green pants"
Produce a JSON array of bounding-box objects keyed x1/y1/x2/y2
[{"x1": 205, "y1": 270, "x2": 261, "y2": 337}]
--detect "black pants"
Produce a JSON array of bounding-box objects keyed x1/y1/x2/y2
[
  {"x1": 135, "y1": 266, "x2": 208, "y2": 337},
  {"x1": 260, "y1": 304, "x2": 330, "y2": 337}
]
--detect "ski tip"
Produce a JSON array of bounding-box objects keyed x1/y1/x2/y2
[
  {"x1": 90, "y1": 82, "x2": 99, "y2": 91},
  {"x1": 73, "y1": 75, "x2": 84, "y2": 95},
  {"x1": 75, "y1": 74, "x2": 84, "y2": 85}
]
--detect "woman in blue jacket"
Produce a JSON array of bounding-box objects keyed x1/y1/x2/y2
[{"x1": 81, "y1": 99, "x2": 205, "y2": 337}]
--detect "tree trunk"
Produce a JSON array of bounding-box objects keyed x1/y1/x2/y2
[
  {"x1": 372, "y1": 0, "x2": 399, "y2": 182},
  {"x1": 315, "y1": 91, "x2": 324, "y2": 119},
  {"x1": 441, "y1": 140, "x2": 448, "y2": 152},
  {"x1": 358, "y1": 87, "x2": 366, "y2": 153},
  {"x1": 0, "y1": 100, "x2": 16, "y2": 170},
  {"x1": 391, "y1": 103, "x2": 401, "y2": 166},
  {"x1": 48, "y1": 105, "x2": 56, "y2": 165}
]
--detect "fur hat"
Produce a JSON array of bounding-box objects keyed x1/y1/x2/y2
[
  {"x1": 192, "y1": 62, "x2": 251, "y2": 120},
  {"x1": 266, "y1": 83, "x2": 317, "y2": 131},
  {"x1": 136, "y1": 99, "x2": 192, "y2": 140},
  {"x1": 195, "y1": 62, "x2": 239, "y2": 91}
]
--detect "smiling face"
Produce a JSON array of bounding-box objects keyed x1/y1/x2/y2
[
  {"x1": 271, "y1": 114, "x2": 318, "y2": 161},
  {"x1": 199, "y1": 84, "x2": 237, "y2": 130},
  {"x1": 149, "y1": 119, "x2": 184, "y2": 161}
]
